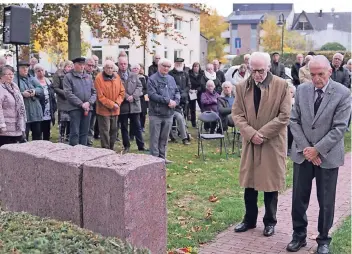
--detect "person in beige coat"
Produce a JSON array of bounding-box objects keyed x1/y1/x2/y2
[
  {"x1": 299, "y1": 55, "x2": 313, "y2": 84},
  {"x1": 232, "y1": 52, "x2": 292, "y2": 237}
]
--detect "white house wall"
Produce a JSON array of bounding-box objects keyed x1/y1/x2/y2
[{"x1": 305, "y1": 30, "x2": 351, "y2": 51}]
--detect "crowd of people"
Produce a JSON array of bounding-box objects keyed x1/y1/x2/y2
[{"x1": 0, "y1": 49, "x2": 351, "y2": 254}]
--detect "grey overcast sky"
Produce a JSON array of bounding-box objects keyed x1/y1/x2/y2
[{"x1": 203, "y1": 0, "x2": 352, "y2": 17}]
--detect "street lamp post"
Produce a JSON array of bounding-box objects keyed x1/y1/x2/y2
[{"x1": 277, "y1": 13, "x2": 285, "y2": 56}]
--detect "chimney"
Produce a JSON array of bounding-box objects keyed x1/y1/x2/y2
[
  {"x1": 235, "y1": 8, "x2": 241, "y2": 15},
  {"x1": 318, "y1": 9, "x2": 323, "y2": 17}
]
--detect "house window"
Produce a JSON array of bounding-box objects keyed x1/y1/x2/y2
[
  {"x1": 190, "y1": 18, "x2": 193, "y2": 31},
  {"x1": 189, "y1": 50, "x2": 193, "y2": 64},
  {"x1": 119, "y1": 45, "x2": 130, "y2": 61},
  {"x1": 164, "y1": 47, "x2": 168, "y2": 59},
  {"x1": 295, "y1": 21, "x2": 313, "y2": 30},
  {"x1": 174, "y1": 18, "x2": 182, "y2": 30},
  {"x1": 91, "y1": 46, "x2": 102, "y2": 65},
  {"x1": 250, "y1": 25, "x2": 257, "y2": 50},
  {"x1": 174, "y1": 49, "x2": 182, "y2": 61},
  {"x1": 94, "y1": 28, "x2": 103, "y2": 38}
]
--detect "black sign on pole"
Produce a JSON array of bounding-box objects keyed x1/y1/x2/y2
[{"x1": 2, "y1": 5, "x2": 31, "y2": 89}]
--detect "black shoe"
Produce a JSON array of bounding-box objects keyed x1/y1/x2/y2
[
  {"x1": 94, "y1": 135, "x2": 100, "y2": 140},
  {"x1": 316, "y1": 244, "x2": 330, "y2": 254},
  {"x1": 170, "y1": 138, "x2": 178, "y2": 143},
  {"x1": 263, "y1": 225, "x2": 275, "y2": 237},
  {"x1": 286, "y1": 239, "x2": 307, "y2": 252},
  {"x1": 123, "y1": 147, "x2": 130, "y2": 154},
  {"x1": 138, "y1": 147, "x2": 149, "y2": 152},
  {"x1": 234, "y1": 222, "x2": 256, "y2": 233}
]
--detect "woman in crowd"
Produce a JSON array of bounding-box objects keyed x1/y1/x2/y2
[
  {"x1": 299, "y1": 55, "x2": 313, "y2": 84},
  {"x1": 217, "y1": 81, "x2": 235, "y2": 133},
  {"x1": 231, "y1": 64, "x2": 250, "y2": 86},
  {"x1": 201, "y1": 80, "x2": 219, "y2": 134},
  {"x1": 133, "y1": 64, "x2": 149, "y2": 132},
  {"x1": 34, "y1": 64, "x2": 57, "y2": 140},
  {"x1": 52, "y1": 60, "x2": 73, "y2": 142},
  {"x1": 188, "y1": 62, "x2": 204, "y2": 127},
  {"x1": 0, "y1": 66, "x2": 26, "y2": 146},
  {"x1": 200, "y1": 63, "x2": 221, "y2": 96}
]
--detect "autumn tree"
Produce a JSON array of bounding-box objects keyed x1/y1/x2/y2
[
  {"x1": 0, "y1": 3, "x2": 208, "y2": 59},
  {"x1": 200, "y1": 8, "x2": 228, "y2": 62},
  {"x1": 260, "y1": 15, "x2": 307, "y2": 53}
]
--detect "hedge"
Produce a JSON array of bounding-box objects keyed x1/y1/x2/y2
[
  {"x1": 232, "y1": 51, "x2": 352, "y2": 67},
  {"x1": 0, "y1": 209, "x2": 150, "y2": 254}
]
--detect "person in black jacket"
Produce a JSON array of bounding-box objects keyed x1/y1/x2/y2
[
  {"x1": 169, "y1": 58, "x2": 191, "y2": 118},
  {"x1": 213, "y1": 59, "x2": 226, "y2": 84},
  {"x1": 291, "y1": 54, "x2": 303, "y2": 87},
  {"x1": 270, "y1": 52, "x2": 286, "y2": 78},
  {"x1": 148, "y1": 54, "x2": 160, "y2": 77},
  {"x1": 200, "y1": 64, "x2": 222, "y2": 95},
  {"x1": 331, "y1": 53, "x2": 351, "y2": 88},
  {"x1": 188, "y1": 62, "x2": 204, "y2": 127}
]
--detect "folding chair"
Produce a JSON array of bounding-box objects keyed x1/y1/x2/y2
[
  {"x1": 197, "y1": 111, "x2": 228, "y2": 161},
  {"x1": 226, "y1": 115, "x2": 242, "y2": 156}
]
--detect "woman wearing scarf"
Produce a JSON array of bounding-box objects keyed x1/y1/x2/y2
[
  {"x1": 34, "y1": 64, "x2": 57, "y2": 141},
  {"x1": 189, "y1": 62, "x2": 204, "y2": 127},
  {"x1": 0, "y1": 66, "x2": 26, "y2": 146},
  {"x1": 200, "y1": 63, "x2": 221, "y2": 97},
  {"x1": 52, "y1": 60, "x2": 73, "y2": 142}
]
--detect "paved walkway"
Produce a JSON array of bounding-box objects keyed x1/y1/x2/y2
[{"x1": 200, "y1": 153, "x2": 351, "y2": 254}]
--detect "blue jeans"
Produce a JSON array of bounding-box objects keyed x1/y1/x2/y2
[{"x1": 68, "y1": 109, "x2": 91, "y2": 146}]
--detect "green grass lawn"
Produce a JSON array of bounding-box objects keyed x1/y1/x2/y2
[
  {"x1": 331, "y1": 216, "x2": 351, "y2": 254},
  {"x1": 2, "y1": 119, "x2": 351, "y2": 253}
]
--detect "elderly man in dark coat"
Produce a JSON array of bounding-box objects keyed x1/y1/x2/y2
[
  {"x1": 330, "y1": 53, "x2": 351, "y2": 88},
  {"x1": 232, "y1": 52, "x2": 292, "y2": 237},
  {"x1": 63, "y1": 57, "x2": 96, "y2": 146},
  {"x1": 270, "y1": 52, "x2": 286, "y2": 79},
  {"x1": 117, "y1": 56, "x2": 147, "y2": 154},
  {"x1": 287, "y1": 55, "x2": 351, "y2": 254}
]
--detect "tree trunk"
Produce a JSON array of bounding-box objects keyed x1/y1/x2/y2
[{"x1": 68, "y1": 4, "x2": 81, "y2": 60}]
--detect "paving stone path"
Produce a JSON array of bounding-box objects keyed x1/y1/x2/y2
[{"x1": 200, "y1": 153, "x2": 351, "y2": 254}]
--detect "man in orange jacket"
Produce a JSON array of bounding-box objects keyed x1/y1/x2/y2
[{"x1": 95, "y1": 60, "x2": 125, "y2": 150}]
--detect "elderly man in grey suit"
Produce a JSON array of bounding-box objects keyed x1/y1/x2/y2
[
  {"x1": 287, "y1": 55, "x2": 351, "y2": 254},
  {"x1": 117, "y1": 56, "x2": 147, "y2": 153}
]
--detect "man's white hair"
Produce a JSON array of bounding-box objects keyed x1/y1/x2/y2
[
  {"x1": 212, "y1": 59, "x2": 219, "y2": 64},
  {"x1": 288, "y1": 83, "x2": 296, "y2": 96},
  {"x1": 104, "y1": 60, "x2": 115, "y2": 67},
  {"x1": 131, "y1": 63, "x2": 141, "y2": 69},
  {"x1": 243, "y1": 54, "x2": 251, "y2": 60},
  {"x1": 85, "y1": 57, "x2": 95, "y2": 64},
  {"x1": 222, "y1": 81, "x2": 232, "y2": 89},
  {"x1": 333, "y1": 53, "x2": 344, "y2": 60},
  {"x1": 347, "y1": 59, "x2": 352, "y2": 65},
  {"x1": 249, "y1": 52, "x2": 271, "y2": 68},
  {"x1": 308, "y1": 55, "x2": 331, "y2": 69},
  {"x1": 118, "y1": 56, "x2": 128, "y2": 63},
  {"x1": 158, "y1": 58, "x2": 172, "y2": 66}
]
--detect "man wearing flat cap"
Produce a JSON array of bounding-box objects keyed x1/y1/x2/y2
[
  {"x1": 14, "y1": 60, "x2": 44, "y2": 141},
  {"x1": 270, "y1": 52, "x2": 286, "y2": 79},
  {"x1": 63, "y1": 57, "x2": 96, "y2": 146}
]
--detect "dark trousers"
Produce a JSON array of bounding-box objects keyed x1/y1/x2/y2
[
  {"x1": 0, "y1": 135, "x2": 21, "y2": 147},
  {"x1": 292, "y1": 161, "x2": 338, "y2": 245},
  {"x1": 25, "y1": 121, "x2": 42, "y2": 141},
  {"x1": 59, "y1": 121, "x2": 70, "y2": 141},
  {"x1": 204, "y1": 122, "x2": 217, "y2": 134},
  {"x1": 288, "y1": 126, "x2": 293, "y2": 150},
  {"x1": 243, "y1": 188, "x2": 278, "y2": 227},
  {"x1": 119, "y1": 113, "x2": 144, "y2": 149},
  {"x1": 68, "y1": 109, "x2": 91, "y2": 146},
  {"x1": 41, "y1": 120, "x2": 51, "y2": 141},
  {"x1": 140, "y1": 112, "x2": 147, "y2": 129},
  {"x1": 189, "y1": 98, "x2": 201, "y2": 127}
]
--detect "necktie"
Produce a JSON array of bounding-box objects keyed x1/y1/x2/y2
[
  {"x1": 123, "y1": 72, "x2": 128, "y2": 81},
  {"x1": 314, "y1": 89, "x2": 323, "y2": 115}
]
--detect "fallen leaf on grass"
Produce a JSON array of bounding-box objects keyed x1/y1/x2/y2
[
  {"x1": 183, "y1": 166, "x2": 188, "y2": 169},
  {"x1": 188, "y1": 160, "x2": 194, "y2": 164},
  {"x1": 204, "y1": 208, "x2": 212, "y2": 219},
  {"x1": 191, "y1": 226, "x2": 202, "y2": 232},
  {"x1": 208, "y1": 194, "x2": 218, "y2": 202},
  {"x1": 177, "y1": 204, "x2": 185, "y2": 208},
  {"x1": 167, "y1": 184, "x2": 172, "y2": 188},
  {"x1": 177, "y1": 216, "x2": 187, "y2": 221},
  {"x1": 167, "y1": 190, "x2": 174, "y2": 194}
]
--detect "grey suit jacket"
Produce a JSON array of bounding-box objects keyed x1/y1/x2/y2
[
  {"x1": 290, "y1": 79, "x2": 351, "y2": 168},
  {"x1": 118, "y1": 70, "x2": 142, "y2": 114}
]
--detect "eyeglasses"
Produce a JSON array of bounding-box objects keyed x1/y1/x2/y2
[
  {"x1": 4, "y1": 73, "x2": 14, "y2": 76},
  {"x1": 162, "y1": 64, "x2": 171, "y2": 68},
  {"x1": 87, "y1": 64, "x2": 95, "y2": 67},
  {"x1": 251, "y1": 69, "x2": 265, "y2": 74}
]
